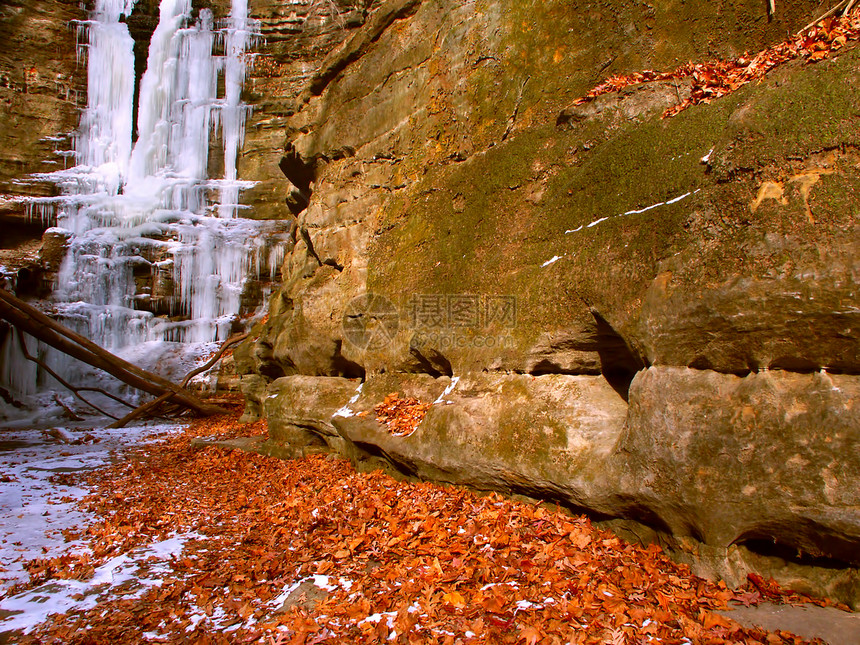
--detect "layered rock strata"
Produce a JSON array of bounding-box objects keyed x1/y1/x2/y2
[
  {"x1": 0, "y1": 0, "x2": 84, "y2": 279},
  {"x1": 241, "y1": 0, "x2": 380, "y2": 219},
  {"x1": 236, "y1": 0, "x2": 860, "y2": 606}
]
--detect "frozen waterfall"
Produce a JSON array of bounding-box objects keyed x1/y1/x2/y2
[{"x1": 0, "y1": 0, "x2": 289, "y2": 414}]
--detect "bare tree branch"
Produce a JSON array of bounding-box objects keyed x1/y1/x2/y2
[
  {"x1": 180, "y1": 332, "x2": 249, "y2": 388},
  {"x1": 0, "y1": 288, "x2": 226, "y2": 419},
  {"x1": 108, "y1": 391, "x2": 176, "y2": 429},
  {"x1": 16, "y1": 329, "x2": 121, "y2": 420}
]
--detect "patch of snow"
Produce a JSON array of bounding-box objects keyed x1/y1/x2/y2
[
  {"x1": 269, "y1": 575, "x2": 353, "y2": 609},
  {"x1": 185, "y1": 611, "x2": 206, "y2": 632},
  {"x1": 359, "y1": 611, "x2": 397, "y2": 628},
  {"x1": 0, "y1": 421, "x2": 182, "y2": 595},
  {"x1": 433, "y1": 376, "x2": 460, "y2": 405},
  {"x1": 541, "y1": 255, "x2": 563, "y2": 267},
  {"x1": 481, "y1": 581, "x2": 519, "y2": 591},
  {"x1": 333, "y1": 382, "x2": 364, "y2": 419},
  {"x1": 312, "y1": 575, "x2": 338, "y2": 591},
  {"x1": 0, "y1": 530, "x2": 202, "y2": 634},
  {"x1": 565, "y1": 188, "x2": 702, "y2": 234}
]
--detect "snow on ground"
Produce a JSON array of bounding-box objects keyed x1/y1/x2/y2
[
  {"x1": 0, "y1": 419, "x2": 184, "y2": 634},
  {"x1": 0, "y1": 531, "x2": 201, "y2": 634},
  {"x1": 0, "y1": 409, "x2": 831, "y2": 643}
]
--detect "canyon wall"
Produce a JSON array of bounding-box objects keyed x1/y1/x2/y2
[
  {"x1": 236, "y1": 0, "x2": 860, "y2": 606},
  {"x1": 0, "y1": 0, "x2": 84, "y2": 274},
  {"x1": 241, "y1": 0, "x2": 378, "y2": 220},
  {"x1": 0, "y1": 0, "x2": 856, "y2": 608}
]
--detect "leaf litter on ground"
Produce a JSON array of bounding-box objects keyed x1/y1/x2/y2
[
  {"x1": 374, "y1": 393, "x2": 432, "y2": 437},
  {"x1": 574, "y1": 7, "x2": 860, "y2": 117},
  {"x1": 2, "y1": 406, "x2": 841, "y2": 644}
]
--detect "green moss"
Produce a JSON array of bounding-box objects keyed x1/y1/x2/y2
[
  {"x1": 463, "y1": 0, "x2": 825, "y2": 137},
  {"x1": 368, "y1": 101, "x2": 715, "y2": 351},
  {"x1": 368, "y1": 45, "x2": 860, "y2": 371}
]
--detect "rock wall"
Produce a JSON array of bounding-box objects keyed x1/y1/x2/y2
[
  {"x1": 236, "y1": 0, "x2": 860, "y2": 606},
  {"x1": 0, "y1": 0, "x2": 855, "y2": 608},
  {"x1": 241, "y1": 0, "x2": 379, "y2": 219},
  {"x1": 0, "y1": 0, "x2": 84, "y2": 200},
  {"x1": 0, "y1": 0, "x2": 84, "y2": 275}
]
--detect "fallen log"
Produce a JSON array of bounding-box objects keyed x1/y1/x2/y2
[
  {"x1": 180, "y1": 332, "x2": 248, "y2": 388},
  {"x1": 108, "y1": 391, "x2": 176, "y2": 429},
  {"x1": 108, "y1": 331, "x2": 250, "y2": 429},
  {"x1": 52, "y1": 393, "x2": 84, "y2": 421},
  {"x1": 16, "y1": 328, "x2": 125, "y2": 419},
  {"x1": 0, "y1": 288, "x2": 226, "y2": 419},
  {"x1": 0, "y1": 385, "x2": 24, "y2": 409}
]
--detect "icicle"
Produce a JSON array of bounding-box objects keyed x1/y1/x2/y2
[
  {"x1": 73, "y1": 0, "x2": 136, "y2": 202},
  {"x1": 2, "y1": 0, "x2": 285, "y2": 412},
  {"x1": 218, "y1": 0, "x2": 252, "y2": 218},
  {"x1": 0, "y1": 333, "x2": 39, "y2": 398}
]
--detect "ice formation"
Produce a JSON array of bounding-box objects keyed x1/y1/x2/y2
[{"x1": 1, "y1": 0, "x2": 289, "y2": 409}]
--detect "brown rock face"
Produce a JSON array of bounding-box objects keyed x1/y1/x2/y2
[
  {"x1": 620, "y1": 368, "x2": 860, "y2": 564},
  {"x1": 5, "y1": 0, "x2": 856, "y2": 608},
  {"x1": 235, "y1": 0, "x2": 860, "y2": 606},
  {"x1": 240, "y1": 0, "x2": 377, "y2": 220},
  {"x1": 0, "y1": 0, "x2": 84, "y2": 290},
  {"x1": 0, "y1": 0, "x2": 85, "y2": 274},
  {"x1": 0, "y1": 0, "x2": 83, "y2": 203}
]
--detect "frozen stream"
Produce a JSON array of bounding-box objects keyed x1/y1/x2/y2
[{"x1": 0, "y1": 420, "x2": 188, "y2": 635}]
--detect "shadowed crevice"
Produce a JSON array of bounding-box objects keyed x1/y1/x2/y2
[{"x1": 592, "y1": 311, "x2": 646, "y2": 401}]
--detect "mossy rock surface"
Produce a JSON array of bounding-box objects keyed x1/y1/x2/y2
[
  {"x1": 367, "y1": 47, "x2": 860, "y2": 374},
  {"x1": 239, "y1": 0, "x2": 860, "y2": 606}
]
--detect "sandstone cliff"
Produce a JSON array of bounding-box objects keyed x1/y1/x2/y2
[
  {"x1": 0, "y1": 0, "x2": 856, "y2": 609},
  {"x1": 0, "y1": 0, "x2": 84, "y2": 276},
  {"x1": 236, "y1": 0, "x2": 860, "y2": 606}
]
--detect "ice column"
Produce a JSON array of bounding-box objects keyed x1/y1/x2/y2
[
  {"x1": 219, "y1": 0, "x2": 251, "y2": 217},
  {"x1": 2, "y1": 0, "x2": 286, "y2": 412}
]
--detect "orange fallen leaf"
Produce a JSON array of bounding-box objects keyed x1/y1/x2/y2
[
  {"x1": 443, "y1": 590, "x2": 466, "y2": 608},
  {"x1": 520, "y1": 624, "x2": 542, "y2": 644}
]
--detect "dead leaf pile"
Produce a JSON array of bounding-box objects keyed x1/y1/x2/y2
[
  {"x1": 10, "y1": 411, "x2": 832, "y2": 644},
  {"x1": 375, "y1": 393, "x2": 432, "y2": 436},
  {"x1": 574, "y1": 7, "x2": 860, "y2": 117}
]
